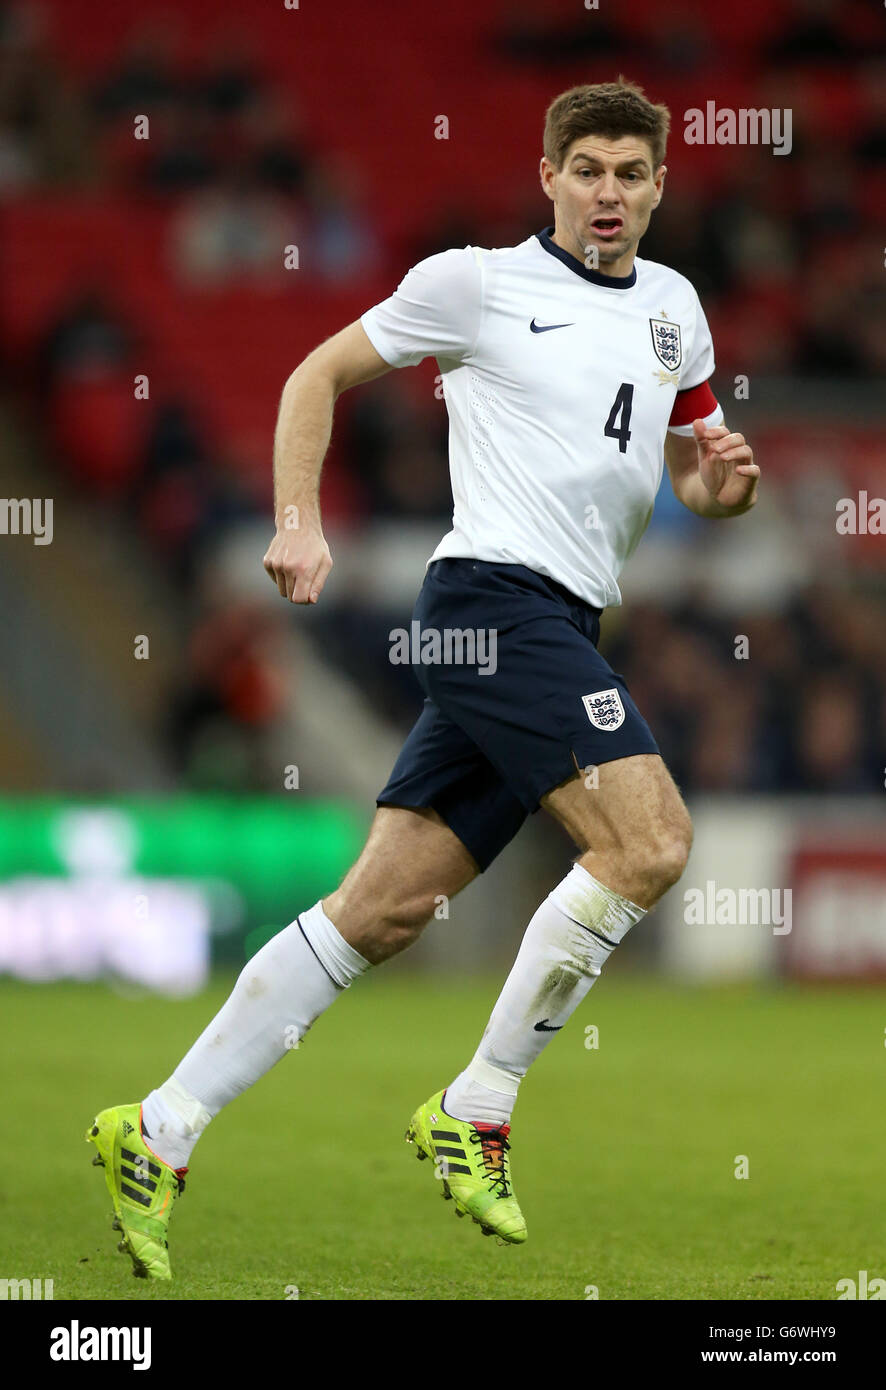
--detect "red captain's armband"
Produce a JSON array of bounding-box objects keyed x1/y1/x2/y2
[{"x1": 668, "y1": 379, "x2": 719, "y2": 428}]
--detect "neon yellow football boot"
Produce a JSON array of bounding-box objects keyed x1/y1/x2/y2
[
  {"x1": 86, "y1": 1103, "x2": 186, "y2": 1281},
  {"x1": 405, "y1": 1088, "x2": 527, "y2": 1244}
]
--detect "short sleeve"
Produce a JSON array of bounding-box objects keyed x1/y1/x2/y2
[
  {"x1": 667, "y1": 290, "x2": 724, "y2": 436},
  {"x1": 680, "y1": 290, "x2": 716, "y2": 392},
  {"x1": 360, "y1": 247, "x2": 483, "y2": 368}
]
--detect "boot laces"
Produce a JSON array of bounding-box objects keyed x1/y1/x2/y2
[{"x1": 469, "y1": 1127, "x2": 512, "y2": 1199}]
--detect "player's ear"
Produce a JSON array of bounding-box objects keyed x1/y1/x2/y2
[
  {"x1": 652, "y1": 163, "x2": 667, "y2": 209},
  {"x1": 539, "y1": 156, "x2": 556, "y2": 202}
]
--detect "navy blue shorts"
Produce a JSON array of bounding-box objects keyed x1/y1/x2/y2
[{"x1": 376, "y1": 558, "x2": 659, "y2": 871}]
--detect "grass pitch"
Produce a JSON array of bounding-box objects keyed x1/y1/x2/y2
[{"x1": 2, "y1": 967, "x2": 884, "y2": 1300}]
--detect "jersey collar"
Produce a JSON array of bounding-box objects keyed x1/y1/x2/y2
[{"x1": 535, "y1": 226, "x2": 637, "y2": 289}]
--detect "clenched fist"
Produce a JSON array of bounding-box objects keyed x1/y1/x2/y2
[{"x1": 263, "y1": 518, "x2": 332, "y2": 604}]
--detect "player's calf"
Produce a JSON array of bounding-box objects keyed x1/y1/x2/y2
[
  {"x1": 325, "y1": 806, "x2": 478, "y2": 963},
  {"x1": 322, "y1": 884, "x2": 440, "y2": 963}
]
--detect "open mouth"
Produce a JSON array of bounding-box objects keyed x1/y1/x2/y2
[{"x1": 590, "y1": 218, "x2": 623, "y2": 239}]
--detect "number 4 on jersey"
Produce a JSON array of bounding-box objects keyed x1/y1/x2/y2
[{"x1": 604, "y1": 383, "x2": 634, "y2": 455}]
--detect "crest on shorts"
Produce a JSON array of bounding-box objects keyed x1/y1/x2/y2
[
  {"x1": 649, "y1": 318, "x2": 682, "y2": 371},
  {"x1": 582, "y1": 688, "x2": 625, "y2": 731}
]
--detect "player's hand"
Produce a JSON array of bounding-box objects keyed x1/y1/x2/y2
[
  {"x1": 693, "y1": 419, "x2": 760, "y2": 511},
  {"x1": 262, "y1": 517, "x2": 332, "y2": 604}
]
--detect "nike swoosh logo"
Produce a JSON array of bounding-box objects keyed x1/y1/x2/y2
[
  {"x1": 533, "y1": 1019, "x2": 563, "y2": 1032},
  {"x1": 530, "y1": 318, "x2": 574, "y2": 333}
]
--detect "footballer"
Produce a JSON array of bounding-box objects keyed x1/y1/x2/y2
[{"x1": 87, "y1": 78, "x2": 759, "y2": 1278}]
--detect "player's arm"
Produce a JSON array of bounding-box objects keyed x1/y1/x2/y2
[
  {"x1": 665, "y1": 418, "x2": 760, "y2": 519},
  {"x1": 263, "y1": 321, "x2": 393, "y2": 603}
]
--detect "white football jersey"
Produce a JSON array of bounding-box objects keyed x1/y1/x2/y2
[{"x1": 360, "y1": 227, "x2": 724, "y2": 609}]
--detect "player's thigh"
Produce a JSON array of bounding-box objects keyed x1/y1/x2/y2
[
  {"x1": 542, "y1": 753, "x2": 693, "y2": 862},
  {"x1": 324, "y1": 804, "x2": 479, "y2": 932}
]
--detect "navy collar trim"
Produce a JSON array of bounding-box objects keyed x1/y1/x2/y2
[{"x1": 535, "y1": 226, "x2": 637, "y2": 289}]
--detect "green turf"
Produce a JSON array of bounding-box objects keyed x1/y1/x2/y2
[{"x1": 2, "y1": 966, "x2": 884, "y2": 1300}]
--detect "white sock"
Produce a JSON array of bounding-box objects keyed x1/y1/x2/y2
[
  {"x1": 444, "y1": 864, "x2": 646, "y2": 1127},
  {"x1": 141, "y1": 901, "x2": 369, "y2": 1170}
]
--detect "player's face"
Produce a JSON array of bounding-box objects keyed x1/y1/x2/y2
[{"x1": 540, "y1": 135, "x2": 665, "y2": 277}]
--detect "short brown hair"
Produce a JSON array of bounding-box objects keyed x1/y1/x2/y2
[{"x1": 543, "y1": 77, "x2": 670, "y2": 172}]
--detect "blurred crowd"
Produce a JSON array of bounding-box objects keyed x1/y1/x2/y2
[
  {"x1": 1, "y1": 0, "x2": 883, "y2": 793},
  {"x1": 605, "y1": 588, "x2": 886, "y2": 794}
]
